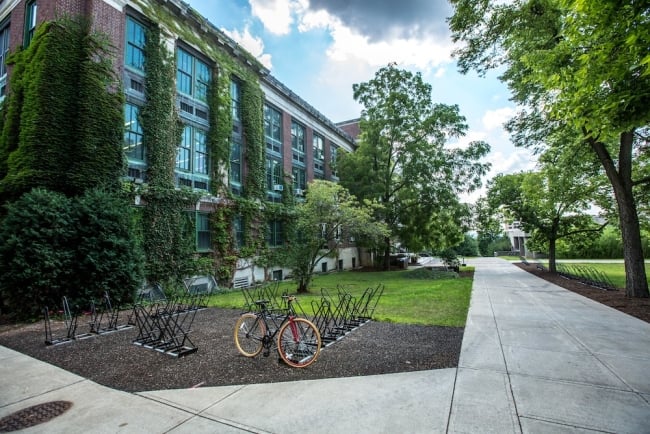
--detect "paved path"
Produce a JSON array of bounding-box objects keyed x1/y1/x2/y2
[{"x1": 1, "y1": 258, "x2": 649, "y2": 433}]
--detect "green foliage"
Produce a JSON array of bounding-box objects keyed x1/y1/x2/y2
[
  {"x1": 486, "y1": 236, "x2": 513, "y2": 256},
  {"x1": 404, "y1": 268, "x2": 458, "y2": 280},
  {"x1": 281, "y1": 180, "x2": 389, "y2": 292},
  {"x1": 136, "y1": 25, "x2": 201, "y2": 286},
  {"x1": 473, "y1": 196, "x2": 503, "y2": 256},
  {"x1": 0, "y1": 189, "x2": 143, "y2": 320},
  {"x1": 241, "y1": 80, "x2": 265, "y2": 200},
  {"x1": 0, "y1": 17, "x2": 124, "y2": 202},
  {"x1": 451, "y1": 234, "x2": 479, "y2": 257},
  {"x1": 340, "y1": 64, "x2": 490, "y2": 267},
  {"x1": 207, "y1": 69, "x2": 232, "y2": 194},
  {"x1": 554, "y1": 226, "x2": 650, "y2": 260},
  {"x1": 487, "y1": 163, "x2": 605, "y2": 270},
  {"x1": 141, "y1": 187, "x2": 198, "y2": 286},
  {"x1": 141, "y1": 25, "x2": 180, "y2": 188},
  {"x1": 449, "y1": 0, "x2": 649, "y2": 296},
  {"x1": 69, "y1": 189, "x2": 144, "y2": 305}
]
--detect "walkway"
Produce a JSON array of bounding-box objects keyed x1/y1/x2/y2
[{"x1": 1, "y1": 258, "x2": 649, "y2": 433}]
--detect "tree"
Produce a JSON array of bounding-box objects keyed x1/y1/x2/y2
[
  {"x1": 339, "y1": 64, "x2": 490, "y2": 270},
  {"x1": 449, "y1": 0, "x2": 650, "y2": 297},
  {"x1": 473, "y1": 196, "x2": 504, "y2": 256},
  {"x1": 283, "y1": 180, "x2": 388, "y2": 293},
  {"x1": 487, "y1": 157, "x2": 606, "y2": 272}
]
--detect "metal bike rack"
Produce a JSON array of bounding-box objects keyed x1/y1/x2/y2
[
  {"x1": 44, "y1": 297, "x2": 79, "y2": 346},
  {"x1": 131, "y1": 294, "x2": 200, "y2": 357},
  {"x1": 88, "y1": 292, "x2": 133, "y2": 335}
]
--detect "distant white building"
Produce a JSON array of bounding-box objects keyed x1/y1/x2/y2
[{"x1": 504, "y1": 221, "x2": 530, "y2": 257}]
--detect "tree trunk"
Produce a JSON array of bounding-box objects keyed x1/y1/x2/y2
[
  {"x1": 548, "y1": 237, "x2": 557, "y2": 273},
  {"x1": 588, "y1": 131, "x2": 648, "y2": 298},
  {"x1": 382, "y1": 236, "x2": 391, "y2": 270},
  {"x1": 297, "y1": 279, "x2": 308, "y2": 293}
]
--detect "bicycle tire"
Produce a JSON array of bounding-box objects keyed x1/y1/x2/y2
[
  {"x1": 277, "y1": 317, "x2": 322, "y2": 368},
  {"x1": 234, "y1": 313, "x2": 265, "y2": 357}
]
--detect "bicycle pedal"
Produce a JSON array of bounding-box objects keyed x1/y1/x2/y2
[{"x1": 263, "y1": 350, "x2": 270, "y2": 357}]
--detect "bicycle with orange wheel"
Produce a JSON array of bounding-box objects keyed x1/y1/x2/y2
[{"x1": 234, "y1": 295, "x2": 322, "y2": 368}]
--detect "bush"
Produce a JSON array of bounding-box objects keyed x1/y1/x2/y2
[
  {"x1": 0, "y1": 188, "x2": 143, "y2": 320},
  {"x1": 404, "y1": 268, "x2": 458, "y2": 280}
]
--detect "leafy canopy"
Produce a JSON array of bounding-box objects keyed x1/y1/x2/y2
[{"x1": 339, "y1": 64, "x2": 490, "y2": 261}]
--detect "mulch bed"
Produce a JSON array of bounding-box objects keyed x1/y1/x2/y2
[
  {"x1": 0, "y1": 306, "x2": 463, "y2": 392},
  {"x1": 1, "y1": 263, "x2": 647, "y2": 393}
]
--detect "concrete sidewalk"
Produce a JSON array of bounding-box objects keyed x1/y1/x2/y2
[{"x1": 1, "y1": 258, "x2": 649, "y2": 433}]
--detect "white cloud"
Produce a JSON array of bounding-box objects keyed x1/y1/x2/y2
[
  {"x1": 482, "y1": 107, "x2": 516, "y2": 131},
  {"x1": 249, "y1": 0, "x2": 295, "y2": 35},
  {"x1": 223, "y1": 25, "x2": 273, "y2": 69},
  {"x1": 296, "y1": 4, "x2": 453, "y2": 70}
]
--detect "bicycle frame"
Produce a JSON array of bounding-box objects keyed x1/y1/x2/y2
[
  {"x1": 234, "y1": 295, "x2": 322, "y2": 368},
  {"x1": 253, "y1": 300, "x2": 297, "y2": 356}
]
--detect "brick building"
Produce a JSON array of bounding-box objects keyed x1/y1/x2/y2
[{"x1": 0, "y1": 0, "x2": 359, "y2": 286}]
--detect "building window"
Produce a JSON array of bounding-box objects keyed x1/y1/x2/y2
[
  {"x1": 313, "y1": 133, "x2": 324, "y2": 172},
  {"x1": 230, "y1": 140, "x2": 242, "y2": 186},
  {"x1": 175, "y1": 125, "x2": 209, "y2": 189},
  {"x1": 176, "y1": 47, "x2": 210, "y2": 102},
  {"x1": 330, "y1": 144, "x2": 338, "y2": 177},
  {"x1": 24, "y1": 1, "x2": 37, "y2": 47},
  {"x1": 0, "y1": 22, "x2": 10, "y2": 99},
  {"x1": 125, "y1": 16, "x2": 146, "y2": 72},
  {"x1": 233, "y1": 215, "x2": 244, "y2": 249},
  {"x1": 266, "y1": 158, "x2": 283, "y2": 191},
  {"x1": 264, "y1": 104, "x2": 282, "y2": 153},
  {"x1": 267, "y1": 220, "x2": 283, "y2": 247},
  {"x1": 291, "y1": 122, "x2": 305, "y2": 158},
  {"x1": 196, "y1": 212, "x2": 211, "y2": 251},
  {"x1": 231, "y1": 80, "x2": 241, "y2": 122},
  {"x1": 124, "y1": 103, "x2": 144, "y2": 162},
  {"x1": 292, "y1": 167, "x2": 306, "y2": 192},
  {"x1": 291, "y1": 121, "x2": 305, "y2": 163}
]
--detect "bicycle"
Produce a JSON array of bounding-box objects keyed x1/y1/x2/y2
[{"x1": 234, "y1": 295, "x2": 322, "y2": 368}]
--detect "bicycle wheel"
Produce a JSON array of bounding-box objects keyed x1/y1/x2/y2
[
  {"x1": 234, "y1": 313, "x2": 265, "y2": 357},
  {"x1": 277, "y1": 317, "x2": 322, "y2": 368}
]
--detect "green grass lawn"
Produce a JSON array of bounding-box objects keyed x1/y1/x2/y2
[
  {"x1": 206, "y1": 268, "x2": 474, "y2": 327},
  {"x1": 514, "y1": 259, "x2": 649, "y2": 289},
  {"x1": 553, "y1": 262, "x2": 650, "y2": 289}
]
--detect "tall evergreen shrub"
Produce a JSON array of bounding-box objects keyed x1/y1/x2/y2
[{"x1": 0, "y1": 189, "x2": 143, "y2": 320}]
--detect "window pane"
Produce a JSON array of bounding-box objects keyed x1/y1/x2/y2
[
  {"x1": 195, "y1": 60, "x2": 210, "y2": 102},
  {"x1": 230, "y1": 141, "x2": 241, "y2": 183},
  {"x1": 124, "y1": 103, "x2": 144, "y2": 161},
  {"x1": 24, "y1": 1, "x2": 37, "y2": 46},
  {"x1": 291, "y1": 122, "x2": 304, "y2": 152},
  {"x1": 197, "y1": 213, "x2": 211, "y2": 250},
  {"x1": 125, "y1": 17, "x2": 145, "y2": 71},
  {"x1": 231, "y1": 80, "x2": 240, "y2": 121},
  {"x1": 176, "y1": 126, "x2": 192, "y2": 171},
  {"x1": 176, "y1": 49, "x2": 192, "y2": 95},
  {"x1": 234, "y1": 215, "x2": 244, "y2": 248},
  {"x1": 194, "y1": 129, "x2": 208, "y2": 174},
  {"x1": 313, "y1": 134, "x2": 324, "y2": 160}
]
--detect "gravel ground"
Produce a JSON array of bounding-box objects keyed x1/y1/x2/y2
[
  {"x1": 2, "y1": 262, "x2": 646, "y2": 394},
  {"x1": 0, "y1": 307, "x2": 463, "y2": 392}
]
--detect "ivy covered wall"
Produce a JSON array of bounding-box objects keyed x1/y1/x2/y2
[{"x1": 0, "y1": 17, "x2": 124, "y2": 203}]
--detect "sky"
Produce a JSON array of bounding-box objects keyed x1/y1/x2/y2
[{"x1": 184, "y1": 0, "x2": 538, "y2": 202}]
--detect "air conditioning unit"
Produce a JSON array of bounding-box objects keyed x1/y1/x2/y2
[
  {"x1": 273, "y1": 184, "x2": 284, "y2": 191},
  {"x1": 295, "y1": 188, "x2": 304, "y2": 196}
]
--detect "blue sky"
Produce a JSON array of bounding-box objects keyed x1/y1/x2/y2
[{"x1": 185, "y1": 0, "x2": 537, "y2": 201}]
